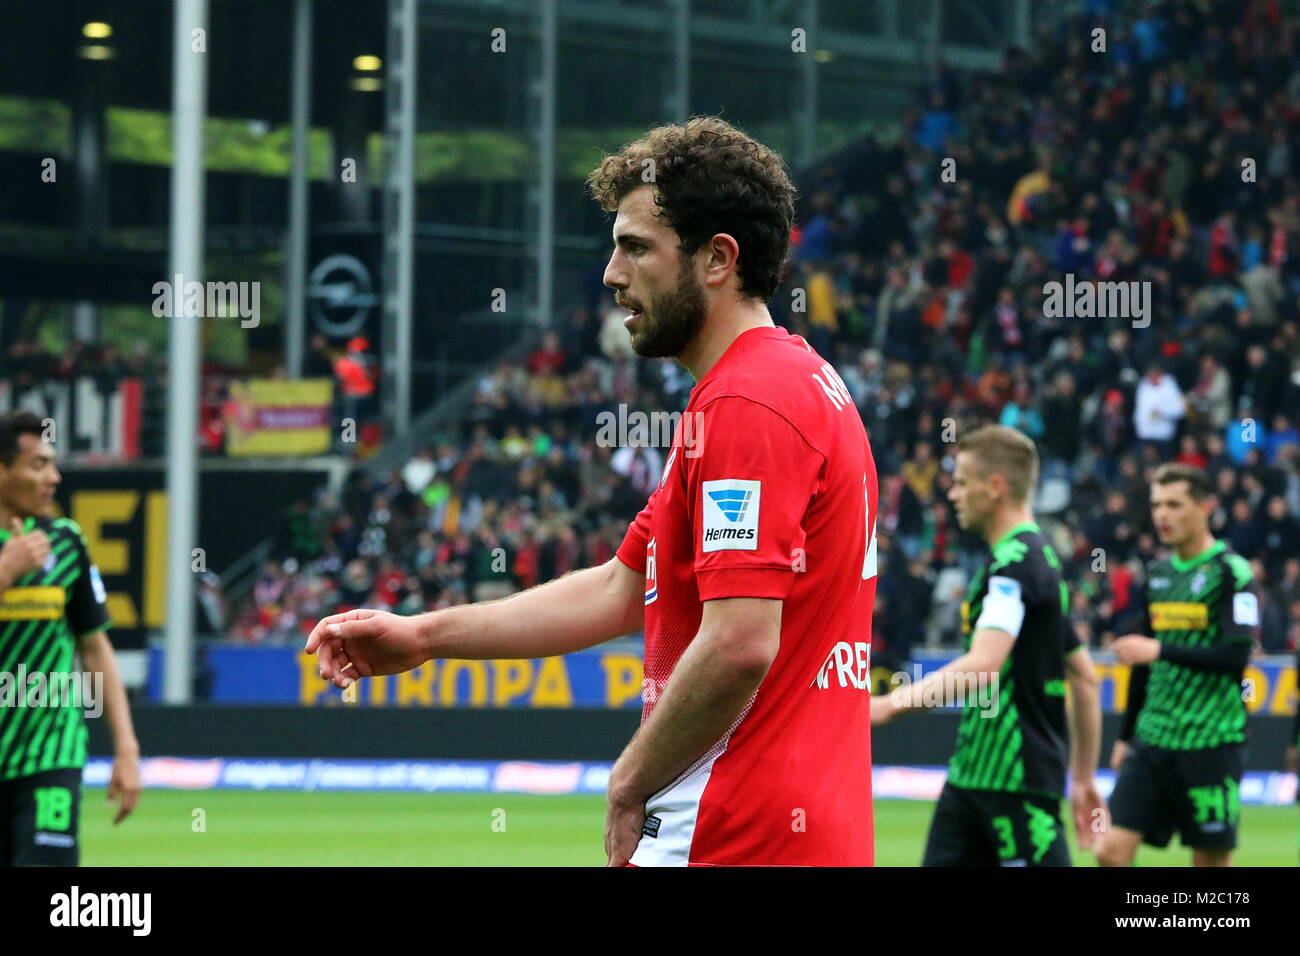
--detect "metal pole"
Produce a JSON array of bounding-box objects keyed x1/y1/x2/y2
[
  {"x1": 72, "y1": 42, "x2": 108, "y2": 344},
  {"x1": 536, "y1": 0, "x2": 556, "y2": 328},
  {"x1": 286, "y1": 0, "x2": 313, "y2": 378},
  {"x1": 164, "y1": 0, "x2": 209, "y2": 704},
  {"x1": 1014, "y1": 0, "x2": 1031, "y2": 49},
  {"x1": 928, "y1": 0, "x2": 942, "y2": 72},
  {"x1": 882, "y1": 0, "x2": 898, "y2": 39},
  {"x1": 673, "y1": 0, "x2": 690, "y2": 122},
  {"x1": 396, "y1": 0, "x2": 415, "y2": 436},
  {"x1": 383, "y1": 0, "x2": 416, "y2": 438},
  {"x1": 800, "y1": 0, "x2": 818, "y2": 170}
]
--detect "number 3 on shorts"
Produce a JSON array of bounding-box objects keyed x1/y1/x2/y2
[{"x1": 991, "y1": 815, "x2": 1016, "y2": 860}]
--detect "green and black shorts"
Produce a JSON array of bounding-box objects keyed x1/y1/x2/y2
[
  {"x1": 922, "y1": 781, "x2": 1071, "y2": 867},
  {"x1": 0, "y1": 767, "x2": 82, "y2": 867},
  {"x1": 1109, "y1": 739, "x2": 1243, "y2": 851}
]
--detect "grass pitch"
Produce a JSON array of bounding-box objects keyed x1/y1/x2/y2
[{"x1": 81, "y1": 791, "x2": 1299, "y2": 866}]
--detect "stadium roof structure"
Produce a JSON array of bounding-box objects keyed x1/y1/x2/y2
[{"x1": 1, "y1": 0, "x2": 1055, "y2": 406}]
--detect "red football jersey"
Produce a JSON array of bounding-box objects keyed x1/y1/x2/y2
[{"x1": 616, "y1": 325, "x2": 879, "y2": 866}]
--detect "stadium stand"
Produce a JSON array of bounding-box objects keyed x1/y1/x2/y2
[{"x1": 227, "y1": 0, "x2": 1299, "y2": 662}]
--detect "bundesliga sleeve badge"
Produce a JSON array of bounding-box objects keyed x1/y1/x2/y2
[
  {"x1": 701, "y1": 479, "x2": 760, "y2": 553},
  {"x1": 1232, "y1": 592, "x2": 1259, "y2": 627}
]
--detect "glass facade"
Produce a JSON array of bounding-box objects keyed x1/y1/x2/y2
[{"x1": 0, "y1": 0, "x2": 1028, "y2": 450}]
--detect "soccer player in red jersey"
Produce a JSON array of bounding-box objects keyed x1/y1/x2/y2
[{"x1": 306, "y1": 117, "x2": 878, "y2": 866}]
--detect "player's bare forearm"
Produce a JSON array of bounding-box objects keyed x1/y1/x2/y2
[
  {"x1": 79, "y1": 630, "x2": 142, "y2": 823},
  {"x1": 425, "y1": 557, "x2": 644, "y2": 660},
  {"x1": 77, "y1": 630, "x2": 139, "y2": 757},
  {"x1": 880, "y1": 628, "x2": 1012, "y2": 720},
  {"x1": 1065, "y1": 647, "x2": 1105, "y2": 848},
  {"x1": 1066, "y1": 647, "x2": 1102, "y2": 781},
  {"x1": 887, "y1": 651, "x2": 982, "y2": 717},
  {"x1": 311, "y1": 566, "x2": 642, "y2": 686},
  {"x1": 608, "y1": 598, "x2": 779, "y2": 803}
]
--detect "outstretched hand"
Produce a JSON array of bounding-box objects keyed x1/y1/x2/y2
[{"x1": 305, "y1": 608, "x2": 431, "y2": 688}]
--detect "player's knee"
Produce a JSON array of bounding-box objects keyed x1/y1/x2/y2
[
  {"x1": 1191, "y1": 848, "x2": 1231, "y2": 868},
  {"x1": 1094, "y1": 846, "x2": 1124, "y2": 867}
]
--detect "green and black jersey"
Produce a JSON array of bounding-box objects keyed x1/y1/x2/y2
[
  {"x1": 947, "y1": 521, "x2": 1079, "y2": 798},
  {"x1": 0, "y1": 516, "x2": 111, "y2": 782},
  {"x1": 1124, "y1": 541, "x2": 1257, "y2": 752}
]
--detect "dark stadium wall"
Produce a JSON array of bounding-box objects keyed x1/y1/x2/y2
[
  {"x1": 88, "y1": 706, "x2": 642, "y2": 762},
  {"x1": 56, "y1": 463, "x2": 334, "y2": 648},
  {"x1": 872, "y1": 716, "x2": 1297, "y2": 771},
  {"x1": 87, "y1": 708, "x2": 1297, "y2": 770}
]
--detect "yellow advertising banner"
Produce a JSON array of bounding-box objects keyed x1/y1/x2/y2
[{"x1": 225, "y1": 379, "x2": 334, "y2": 456}]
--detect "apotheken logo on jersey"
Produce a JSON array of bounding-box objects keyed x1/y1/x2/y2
[
  {"x1": 0, "y1": 586, "x2": 64, "y2": 620},
  {"x1": 701, "y1": 479, "x2": 760, "y2": 553},
  {"x1": 1149, "y1": 601, "x2": 1209, "y2": 631}
]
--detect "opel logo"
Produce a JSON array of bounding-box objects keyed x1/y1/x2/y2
[{"x1": 308, "y1": 254, "x2": 377, "y2": 336}]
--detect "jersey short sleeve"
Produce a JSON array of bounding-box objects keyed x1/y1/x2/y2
[
  {"x1": 616, "y1": 498, "x2": 653, "y2": 575},
  {"x1": 1219, "y1": 553, "x2": 1259, "y2": 645},
  {"x1": 687, "y1": 397, "x2": 824, "y2": 602},
  {"x1": 975, "y1": 562, "x2": 1033, "y2": 639},
  {"x1": 67, "y1": 534, "x2": 111, "y2": 638}
]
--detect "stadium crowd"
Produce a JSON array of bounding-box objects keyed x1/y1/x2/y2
[
  {"x1": 0, "y1": 338, "x2": 160, "y2": 396},
  {"x1": 236, "y1": 0, "x2": 1300, "y2": 663}
]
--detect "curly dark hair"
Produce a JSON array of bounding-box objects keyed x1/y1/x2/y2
[{"x1": 586, "y1": 116, "x2": 796, "y2": 302}]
